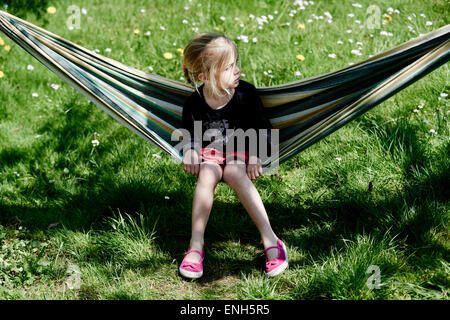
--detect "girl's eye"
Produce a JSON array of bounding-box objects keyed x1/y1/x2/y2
[{"x1": 226, "y1": 61, "x2": 238, "y2": 71}]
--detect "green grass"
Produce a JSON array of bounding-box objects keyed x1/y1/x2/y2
[{"x1": 0, "y1": 0, "x2": 449, "y2": 300}]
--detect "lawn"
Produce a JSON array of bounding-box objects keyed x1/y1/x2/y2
[{"x1": 0, "y1": 0, "x2": 448, "y2": 300}]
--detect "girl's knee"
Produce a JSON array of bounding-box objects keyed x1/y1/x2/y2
[
  {"x1": 198, "y1": 162, "x2": 223, "y2": 184},
  {"x1": 222, "y1": 162, "x2": 247, "y2": 185}
]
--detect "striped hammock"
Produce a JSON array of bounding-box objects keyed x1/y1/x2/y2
[{"x1": 1, "y1": 10, "x2": 449, "y2": 170}]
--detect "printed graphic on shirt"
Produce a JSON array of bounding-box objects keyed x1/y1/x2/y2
[{"x1": 203, "y1": 119, "x2": 231, "y2": 145}]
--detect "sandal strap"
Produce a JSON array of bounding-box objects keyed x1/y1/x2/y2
[
  {"x1": 264, "y1": 245, "x2": 278, "y2": 254},
  {"x1": 185, "y1": 249, "x2": 204, "y2": 260},
  {"x1": 186, "y1": 249, "x2": 202, "y2": 255}
]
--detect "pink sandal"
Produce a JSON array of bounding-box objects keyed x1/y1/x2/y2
[
  {"x1": 179, "y1": 248, "x2": 205, "y2": 279},
  {"x1": 265, "y1": 239, "x2": 289, "y2": 277}
]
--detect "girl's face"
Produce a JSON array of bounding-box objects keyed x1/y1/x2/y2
[
  {"x1": 199, "y1": 54, "x2": 240, "y2": 92},
  {"x1": 220, "y1": 55, "x2": 241, "y2": 90}
]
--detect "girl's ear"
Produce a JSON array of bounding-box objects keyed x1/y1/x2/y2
[{"x1": 198, "y1": 73, "x2": 208, "y2": 83}]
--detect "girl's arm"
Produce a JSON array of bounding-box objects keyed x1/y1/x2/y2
[
  {"x1": 243, "y1": 86, "x2": 273, "y2": 179},
  {"x1": 181, "y1": 101, "x2": 201, "y2": 176},
  {"x1": 246, "y1": 87, "x2": 273, "y2": 159},
  {"x1": 181, "y1": 99, "x2": 201, "y2": 157}
]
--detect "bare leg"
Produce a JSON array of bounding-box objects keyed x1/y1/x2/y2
[
  {"x1": 222, "y1": 160, "x2": 279, "y2": 261},
  {"x1": 185, "y1": 162, "x2": 223, "y2": 263}
]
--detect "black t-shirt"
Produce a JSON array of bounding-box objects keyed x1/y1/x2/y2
[{"x1": 181, "y1": 80, "x2": 273, "y2": 157}]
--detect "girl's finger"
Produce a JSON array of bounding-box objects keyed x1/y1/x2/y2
[
  {"x1": 250, "y1": 167, "x2": 256, "y2": 180},
  {"x1": 194, "y1": 164, "x2": 200, "y2": 176},
  {"x1": 247, "y1": 167, "x2": 252, "y2": 179}
]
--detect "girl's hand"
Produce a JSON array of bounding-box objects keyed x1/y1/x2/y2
[
  {"x1": 247, "y1": 155, "x2": 262, "y2": 180},
  {"x1": 183, "y1": 149, "x2": 200, "y2": 177}
]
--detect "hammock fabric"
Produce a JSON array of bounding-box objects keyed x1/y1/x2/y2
[{"x1": 1, "y1": 10, "x2": 449, "y2": 171}]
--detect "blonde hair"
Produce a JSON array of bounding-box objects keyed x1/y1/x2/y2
[{"x1": 183, "y1": 32, "x2": 240, "y2": 99}]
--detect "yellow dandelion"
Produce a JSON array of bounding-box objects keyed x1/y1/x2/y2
[
  {"x1": 0, "y1": 37, "x2": 4, "y2": 46},
  {"x1": 0, "y1": 71, "x2": 4, "y2": 78},
  {"x1": 296, "y1": 54, "x2": 305, "y2": 61},
  {"x1": 47, "y1": 6, "x2": 56, "y2": 14},
  {"x1": 134, "y1": 29, "x2": 140, "y2": 35},
  {"x1": 163, "y1": 52, "x2": 173, "y2": 59},
  {"x1": 297, "y1": 23, "x2": 305, "y2": 29},
  {"x1": 176, "y1": 48, "x2": 184, "y2": 56},
  {"x1": 4, "y1": 45, "x2": 10, "y2": 51},
  {"x1": 383, "y1": 14, "x2": 392, "y2": 23},
  {"x1": 110, "y1": 37, "x2": 114, "y2": 41},
  {"x1": 213, "y1": 27, "x2": 220, "y2": 31}
]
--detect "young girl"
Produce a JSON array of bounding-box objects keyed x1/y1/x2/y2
[{"x1": 179, "y1": 32, "x2": 288, "y2": 279}]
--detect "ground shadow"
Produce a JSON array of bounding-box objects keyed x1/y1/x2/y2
[{"x1": 0, "y1": 108, "x2": 448, "y2": 284}]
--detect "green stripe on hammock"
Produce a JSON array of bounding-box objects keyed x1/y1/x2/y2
[{"x1": 0, "y1": 10, "x2": 449, "y2": 170}]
